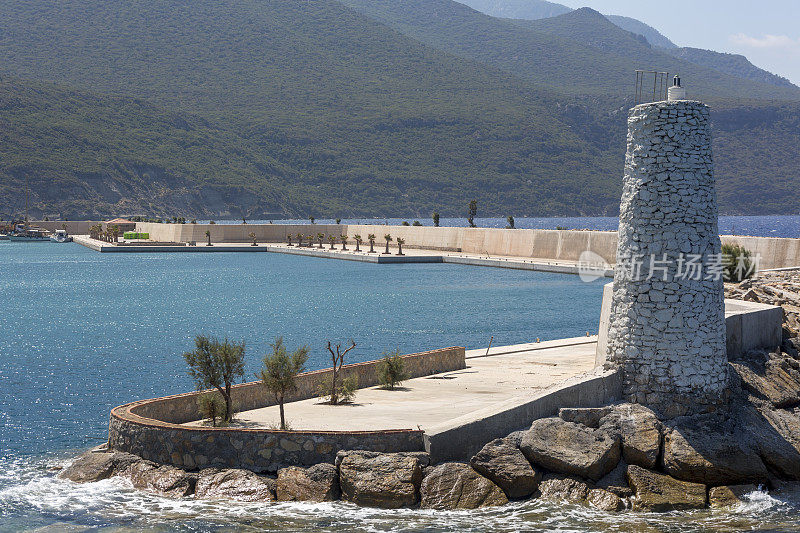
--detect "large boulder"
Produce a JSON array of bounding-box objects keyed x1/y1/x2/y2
[
  {"x1": 709, "y1": 484, "x2": 760, "y2": 507},
  {"x1": 599, "y1": 404, "x2": 662, "y2": 469},
  {"x1": 121, "y1": 461, "x2": 196, "y2": 498},
  {"x1": 338, "y1": 452, "x2": 423, "y2": 508},
  {"x1": 626, "y1": 465, "x2": 707, "y2": 512},
  {"x1": 595, "y1": 461, "x2": 633, "y2": 498},
  {"x1": 730, "y1": 354, "x2": 800, "y2": 408},
  {"x1": 470, "y1": 438, "x2": 541, "y2": 499},
  {"x1": 559, "y1": 407, "x2": 613, "y2": 428},
  {"x1": 195, "y1": 468, "x2": 275, "y2": 502},
  {"x1": 419, "y1": 463, "x2": 508, "y2": 510},
  {"x1": 586, "y1": 488, "x2": 624, "y2": 512},
  {"x1": 276, "y1": 464, "x2": 340, "y2": 502},
  {"x1": 739, "y1": 403, "x2": 800, "y2": 480},
  {"x1": 662, "y1": 424, "x2": 769, "y2": 485},
  {"x1": 59, "y1": 451, "x2": 140, "y2": 483},
  {"x1": 503, "y1": 431, "x2": 526, "y2": 448},
  {"x1": 521, "y1": 418, "x2": 620, "y2": 481},
  {"x1": 536, "y1": 474, "x2": 591, "y2": 503},
  {"x1": 335, "y1": 450, "x2": 430, "y2": 468}
]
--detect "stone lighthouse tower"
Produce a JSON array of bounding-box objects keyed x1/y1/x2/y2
[{"x1": 604, "y1": 77, "x2": 728, "y2": 418}]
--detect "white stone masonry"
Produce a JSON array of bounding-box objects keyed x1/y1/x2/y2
[{"x1": 605, "y1": 100, "x2": 728, "y2": 418}]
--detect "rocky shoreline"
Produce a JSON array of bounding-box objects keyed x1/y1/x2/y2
[
  {"x1": 59, "y1": 277, "x2": 800, "y2": 513},
  {"x1": 60, "y1": 337, "x2": 800, "y2": 513}
]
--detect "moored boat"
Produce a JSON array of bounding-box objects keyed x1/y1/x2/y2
[
  {"x1": 9, "y1": 228, "x2": 51, "y2": 242},
  {"x1": 50, "y1": 229, "x2": 73, "y2": 243}
]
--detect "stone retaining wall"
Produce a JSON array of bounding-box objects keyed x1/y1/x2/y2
[
  {"x1": 109, "y1": 347, "x2": 464, "y2": 472},
  {"x1": 424, "y1": 369, "x2": 622, "y2": 463}
]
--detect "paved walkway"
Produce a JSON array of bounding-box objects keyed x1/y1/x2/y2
[{"x1": 225, "y1": 337, "x2": 598, "y2": 431}]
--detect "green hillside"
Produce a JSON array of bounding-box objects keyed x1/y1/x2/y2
[
  {"x1": 0, "y1": 0, "x2": 797, "y2": 218},
  {"x1": 0, "y1": 1, "x2": 623, "y2": 219},
  {"x1": 0, "y1": 78, "x2": 297, "y2": 219}
]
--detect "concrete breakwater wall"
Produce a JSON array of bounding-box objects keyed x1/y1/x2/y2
[
  {"x1": 425, "y1": 368, "x2": 622, "y2": 463},
  {"x1": 109, "y1": 347, "x2": 464, "y2": 472},
  {"x1": 133, "y1": 222, "x2": 800, "y2": 270}
]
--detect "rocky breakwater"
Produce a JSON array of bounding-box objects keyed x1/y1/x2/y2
[{"x1": 59, "y1": 322, "x2": 800, "y2": 512}]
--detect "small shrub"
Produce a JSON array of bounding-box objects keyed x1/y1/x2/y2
[
  {"x1": 198, "y1": 392, "x2": 226, "y2": 427},
  {"x1": 317, "y1": 374, "x2": 358, "y2": 404},
  {"x1": 402, "y1": 221, "x2": 410, "y2": 226},
  {"x1": 412, "y1": 220, "x2": 422, "y2": 226},
  {"x1": 378, "y1": 350, "x2": 409, "y2": 390},
  {"x1": 721, "y1": 243, "x2": 756, "y2": 282}
]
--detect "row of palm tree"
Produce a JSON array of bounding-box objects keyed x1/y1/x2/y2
[
  {"x1": 286, "y1": 233, "x2": 405, "y2": 255},
  {"x1": 89, "y1": 224, "x2": 120, "y2": 243}
]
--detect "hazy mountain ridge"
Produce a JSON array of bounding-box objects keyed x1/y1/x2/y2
[
  {"x1": 458, "y1": 0, "x2": 794, "y2": 91},
  {"x1": 664, "y1": 47, "x2": 798, "y2": 89}
]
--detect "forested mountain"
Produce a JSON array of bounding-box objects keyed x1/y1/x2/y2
[
  {"x1": 0, "y1": 0, "x2": 798, "y2": 218},
  {"x1": 456, "y1": 0, "x2": 677, "y2": 50},
  {"x1": 0, "y1": 0, "x2": 621, "y2": 219},
  {"x1": 459, "y1": 0, "x2": 793, "y2": 91},
  {"x1": 338, "y1": 1, "x2": 800, "y2": 101}
]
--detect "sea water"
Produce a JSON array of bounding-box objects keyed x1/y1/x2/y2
[{"x1": 1, "y1": 217, "x2": 798, "y2": 531}]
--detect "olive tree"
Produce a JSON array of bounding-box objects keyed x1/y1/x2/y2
[
  {"x1": 321, "y1": 340, "x2": 357, "y2": 405},
  {"x1": 259, "y1": 337, "x2": 309, "y2": 430},
  {"x1": 183, "y1": 336, "x2": 246, "y2": 423}
]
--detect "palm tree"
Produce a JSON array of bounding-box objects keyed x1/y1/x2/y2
[
  {"x1": 111, "y1": 225, "x2": 120, "y2": 243},
  {"x1": 205, "y1": 229, "x2": 212, "y2": 246},
  {"x1": 383, "y1": 234, "x2": 393, "y2": 254},
  {"x1": 306, "y1": 235, "x2": 315, "y2": 247},
  {"x1": 297, "y1": 233, "x2": 304, "y2": 247},
  {"x1": 396, "y1": 238, "x2": 405, "y2": 256},
  {"x1": 249, "y1": 232, "x2": 258, "y2": 246},
  {"x1": 328, "y1": 234, "x2": 337, "y2": 249},
  {"x1": 340, "y1": 234, "x2": 348, "y2": 250},
  {"x1": 367, "y1": 234, "x2": 376, "y2": 253},
  {"x1": 317, "y1": 233, "x2": 325, "y2": 249},
  {"x1": 354, "y1": 234, "x2": 362, "y2": 252},
  {"x1": 287, "y1": 234, "x2": 293, "y2": 247},
  {"x1": 468, "y1": 200, "x2": 478, "y2": 228}
]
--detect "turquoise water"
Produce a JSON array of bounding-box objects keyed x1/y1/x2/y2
[
  {"x1": 0, "y1": 241, "x2": 607, "y2": 531},
  {"x1": 1, "y1": 228, "x2": 799, "y2": 531}
]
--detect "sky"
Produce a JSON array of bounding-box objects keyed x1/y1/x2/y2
[{"x1": 557, "y1": 0, "x2": 800, "y2": 85}]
